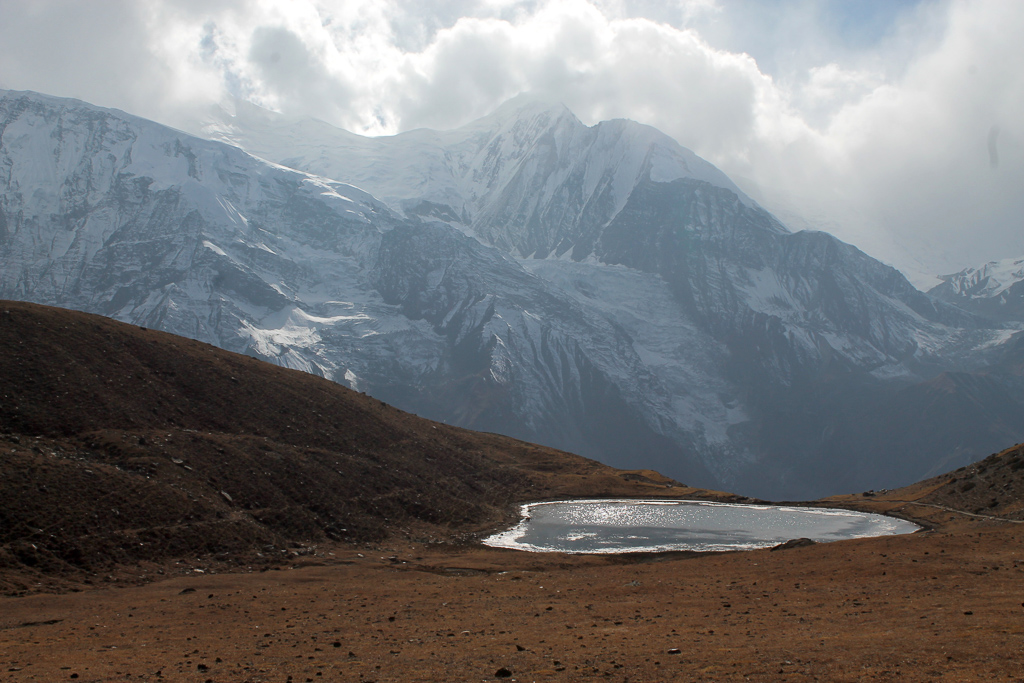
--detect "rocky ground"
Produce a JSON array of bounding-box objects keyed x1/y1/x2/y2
[{"x1": 2, "y1": 505, "x2": 1023, "y2": 682}]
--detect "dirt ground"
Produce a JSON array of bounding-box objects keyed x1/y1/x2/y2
[{"x1": 3, "y1": 504, "x2": 1023, "y2": 683}]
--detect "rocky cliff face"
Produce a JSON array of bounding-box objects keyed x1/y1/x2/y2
[{"x1": 3, "y1": 89, "x2": 1022, "y2": 498}]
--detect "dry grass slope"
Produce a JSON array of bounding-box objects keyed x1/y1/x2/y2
[{"x1": 0, "y1": 301, "x2": 715, "y2": 594}]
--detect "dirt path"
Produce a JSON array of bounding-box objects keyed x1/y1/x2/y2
[{"x1": 884, "y1": 500, "x2": 1024, "y2": 523}]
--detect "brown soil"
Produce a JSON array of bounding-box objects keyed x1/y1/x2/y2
[
  {"x1": 2, "y1": 514, "x2": 1023, "y2": 682},
  {"x1": 0, "y1": 301, "x2": 728, "y2": 595},
  {"x1": 4, "y1": 301, "x2": 1024, "y2": 681}
]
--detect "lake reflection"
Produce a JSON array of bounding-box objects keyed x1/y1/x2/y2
[{"x1": 483, "y1": 499, "x2": 919, "y2": 553}]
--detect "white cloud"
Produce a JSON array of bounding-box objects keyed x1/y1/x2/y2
[{"x1": 0, "y1": 0, "x2": 1021, "y2": 283}]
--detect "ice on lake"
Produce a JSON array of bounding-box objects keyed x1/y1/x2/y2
[{"x1": 483, "y1": 499, "x2": 920, "y2": 554}]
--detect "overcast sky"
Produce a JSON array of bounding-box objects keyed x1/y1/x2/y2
[{"x1": 1, "y1": 0, "x2": 1021, "y2": 285}]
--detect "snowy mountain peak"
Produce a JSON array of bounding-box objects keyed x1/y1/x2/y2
[
  {"x1": 937, "y1": 257, "x2": 1024, "y2": 299},
  {"x1": 929, "y1": 255, "x2": 1024, "y2": 324},
  {"x1": 198, "y1": 94, "x2": 759, "y2": 260}
]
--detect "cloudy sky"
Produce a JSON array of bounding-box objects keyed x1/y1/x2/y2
[{"x1": 2, "y1": 0, "x2": 1021, "y2": 285}]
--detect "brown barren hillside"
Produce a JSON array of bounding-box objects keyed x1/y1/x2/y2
[
  {"x1": 4, "y1": 301, "x2": 1024, "y2": 681},
  {"x1": 0, "y1": 300, "x2": 723, "y2": 594},
  {"x1": 826, "y1": 440, "x2": 1024, "y2": 528}
]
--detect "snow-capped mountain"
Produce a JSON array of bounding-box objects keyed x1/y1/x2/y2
[
  {"x1": 202, "y1": 95, "x2": 751, "y2": 261},
  {"x1": 0, "y1": 89, "x2": 726, "y2": 488},
  {"x1": 3, "y1": 89, "x2": 1023, "y2": 499},
  {"x1": 204, "y1": 97, "x2": 992, "y2": 368},
  {"x1": 930, "y1": 257, "x2": 1024, "y2": 323}
]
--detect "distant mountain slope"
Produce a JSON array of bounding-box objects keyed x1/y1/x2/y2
[
  {"x1": 3, "y1": 89, "x2": 1022, "y2": 499},
  {"x1": 930, "y1": 256, "x2": 1024, "y2": 323},
  {"x1": 0, "y1": 301, "x2": 689, "y2": 590}
]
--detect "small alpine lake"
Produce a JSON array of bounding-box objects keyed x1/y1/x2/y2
[{"x1": 483, "y1": 499, "x2": 920, "y2": 554}]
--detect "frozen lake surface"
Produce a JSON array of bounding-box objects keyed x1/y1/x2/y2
[{"x1": 484, "y1": 499, "x2": 920, "y2": 553}]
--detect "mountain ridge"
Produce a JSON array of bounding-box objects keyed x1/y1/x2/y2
[{"x1": 200, "y1": 93, "x2": 754, "y2": 258}]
